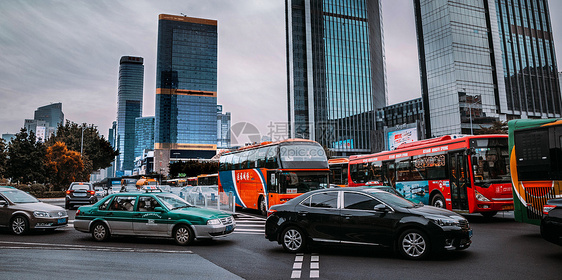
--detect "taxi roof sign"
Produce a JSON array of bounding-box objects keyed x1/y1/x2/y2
[{"x1": 142, "y1": 185, "x2": 162, "y2": 192}]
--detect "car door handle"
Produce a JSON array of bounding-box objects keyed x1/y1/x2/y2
[
  {"x1": 342, "y1": 214, "x2": 353, "y2": 219},
  {"x1": 298, "y1": 211, "x2": 308, "y2": 216}
]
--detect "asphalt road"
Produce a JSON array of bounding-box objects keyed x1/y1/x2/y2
[{"x1": 1, "y1": 202, "x2": 561, "y2": 280}]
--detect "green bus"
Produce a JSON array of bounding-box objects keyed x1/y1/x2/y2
[{"x1": 508, "y1": 118, "x2": 562, "y2": 225}]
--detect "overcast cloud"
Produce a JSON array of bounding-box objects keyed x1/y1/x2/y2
[{"x1": 0, "y1": 0, "x2": 561, "y2": 139}]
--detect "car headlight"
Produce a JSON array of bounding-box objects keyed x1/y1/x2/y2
[
  {"x1": 207, "y1": 219, "x2": 221, "y2": 225},
  {"x1": 475, "y1": 190, "x2": 491, "y2": 202},
  {"x1": 429, "y1": 217, "x2": 460, "y2": 227},
  {"x1": 33, "y1": 211, "x2": 51, "y2": 218}
]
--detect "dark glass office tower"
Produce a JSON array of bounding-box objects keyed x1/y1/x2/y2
[
  {"x1": 415, "y1": 0, "x2": 561, "y2": 137},
  {"x1": 34, "y1": 103, "x2": 64, "y2": 128},
  {"x1": 155, "y1": 15, "x2": 217, "y2": 173},
  {"x1": 135, "y1": 116, "x2": 155, "y2": 160},
  {"x1": 286, "y1": 0, "x2": 387, "y2": 155},
  {"x1": 117, "y1": 56, "x2": 144, "y2": 173}
]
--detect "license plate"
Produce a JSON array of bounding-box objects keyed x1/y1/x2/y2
[
  {"x1": 226, "y1": 225, "x2": 233, "y2": 232},
  {"x1": 468, "y1": 229, "x2": 473, "y2": 238},
  {"x1": 74, "y1": 193, "x2": 87, "y2": 197},
  {"x1": 58, "y1": 218, "x2": 67, "y2": 224},
  {"x1": 502, "y1": 205, "x2": 514, "y2": 210}
]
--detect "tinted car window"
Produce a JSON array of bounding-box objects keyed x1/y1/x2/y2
[
  {"x1": 364, "y1": 190, "x2": 416, "y2": 208},
  {"x1": 108, "y1": 196, "x2": 136, "y2": 211},
  {"x1": 306, "y1": 192, "x2": 338, "y2": 208},
  {"x1": 344, "y1": 192, "x2": 381, "y2": 210},
  {"x1": 72, "y1": 185, "x2": 90, "y2": 191}
]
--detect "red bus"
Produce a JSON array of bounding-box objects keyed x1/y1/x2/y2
[
  {"x1": 328, "y1": 158, "x2": 349, "y2": 187},
  {"x1": 218, "y1": 139, "x2": 330, "y2": 215},
  {"x1": 348, "y1": 135, "x2": 513, "y2": 216}
]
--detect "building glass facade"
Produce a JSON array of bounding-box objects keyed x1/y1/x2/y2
[
  {"x1": 415, "y1": 0, "x2": 561, "y2": 137},
  {"x1": 117, "y1": 56, "x2": 144, "y2": 172},
  {"x1": 34, "y1": 103, "x2": 64, "y2": 129},
  {"x1": 217, "y1": 105, "x2": 231, "y2": 149},
  {"x1": 155, "y1": 15, "x2": 218, "y2": 173},
  {"x1": 286, "y1": 0, "x2": 386, "y2": 155},
  {"x1": 135, "y1": 116, "x2": 155, "y2": 160}
]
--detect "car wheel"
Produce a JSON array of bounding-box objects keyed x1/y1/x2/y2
[
  {"x1": 10, "y1": 216, "x2": 29, "y2": 235},
  {"x1": 259, "y1": 197, "x2": 267, "y2": 216},
  {"x1": 91, "y1": 222, "x2": 110, "y2": 242},
  {"x1": 398, "y1": 229, "x2": 430, "y2": 260},
  {"x1": 281, "y1": 226, "x2": 307, "y2": 253},
  {"x1": 481, "y1": 211, "x2": 498, "y2": 218},
  {"x1": 174, "y1": 225, "x2": 194, "y2": 246},
  {"x1": 431, "y1": 194, "x2": 445, "y2": 208}
]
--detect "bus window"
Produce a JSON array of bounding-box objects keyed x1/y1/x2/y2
[
  {"x1": 232, "y1": 153, "x2": 241, "y2": 170},
  {"x1": 279, "y1": 172, "x2": 328, "y2": 194},
  {"x1": 471, "y1": 138, "x2": 510, "y2": 183},
  {"x1": 265, "y1": 147, "x2": 279, "y2": 169},
  {"x1": 396, "y1": 159, "x2": 411, "y2": 182}
]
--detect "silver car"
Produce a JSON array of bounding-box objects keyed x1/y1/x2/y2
[{"x1": 0, "y1": 186, "x2": 68, "y2": 235}]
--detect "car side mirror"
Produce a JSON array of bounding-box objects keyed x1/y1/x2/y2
[
  {"x1": 154, "y1": 207, "x2": 165, "y2": 212},
  {"x1": 0, "y1": 201, "x2": 7, "y2": 207},
  {"x1": 374, "y1": 204, "x2": 390, "y2": 212}
]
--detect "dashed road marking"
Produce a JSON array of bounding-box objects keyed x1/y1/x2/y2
[
  {"x1": 233, "y1": 213, "x2": 265, "y2": 235},
  {"x1": 291, "y1": 253, "x2": 320, "y2": 279}
]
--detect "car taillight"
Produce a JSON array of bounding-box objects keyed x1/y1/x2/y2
[
  {"x1": 267, "y1": 209, "x2": 277, "y2": 217},
  {"x1": 88, "y1": 190, "x2": 95, "y2": 195},
  {"x1": 543, "y1": 205, "x2": 556, "y2": 215},
  {"x1": 66, "y1": 190, "x2": 74, "y2": 195},
  {"x1": 75, "y1": 209, "x2": 80, "y2": 216}
]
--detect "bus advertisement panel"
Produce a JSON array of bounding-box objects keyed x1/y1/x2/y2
[
  {"x1": 508, "y1": 118, "x2": 562, "y2": 225},
  {"x1": 348, "y1": 135, "x2": 513, "y2": 216},
  {"x1": 219, "y1": 139, "x2": 330, "y2": 215}
]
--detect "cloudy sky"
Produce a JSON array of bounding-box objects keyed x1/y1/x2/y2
[{"x1": 1, "y1": 0, "x2": 561, "y2": 139}]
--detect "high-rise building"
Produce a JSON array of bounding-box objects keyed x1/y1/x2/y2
[
  {"x1": 135, "y1": 116, "x2": 155, "y2": 160},
  {"x1": 34, "y1": 103, "x2": 64, "y2": 129},
  {"x1": 154, "y1": 14, "x2": 218, "y2": 174},
  {"x1": 116, "y1": 56, "x2": 144, "y2": 173},
  {"x1": 217, "y1": 105, "x2": 231, "y2": 149},
  {"x1": 106, "y1": 121, "x2": 117, "y2": 178},
  {"x1": 286, "y1": 0, "x2": 387, "y2": 155},
  {"x1": 415, "y1": 0, "x2": 561, "y2": 137}
]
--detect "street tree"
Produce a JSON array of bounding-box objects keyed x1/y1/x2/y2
[
  {"x1": 47, "y1": 121, "x2": 119, "y2": 172},
  {"x1": 45, "y1": 142, "x2": 84, "y2": 190},
  {"x1": 476, "y1": 121, "x2": 508, "y2": 135},
  {"x1": 6, "y1": 128, "x2": 47, "y2": 184},
  {"x1": 0, "y1": 138, "x2": 7, "y2": 178}
]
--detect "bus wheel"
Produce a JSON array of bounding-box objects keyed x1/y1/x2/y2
[
  {"x1": 259, "y1": 197, "x2": 267, "y2": 216},
  {"x1": 431, "y1": 194, "x2": 445, "y2": 208}
]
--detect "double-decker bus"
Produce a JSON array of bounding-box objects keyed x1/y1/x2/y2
[
  {"x1": 328, "y1": 158, "x2": 349, "y2": 187},
  {"x1": 508, "y1": 118, "x2": 562, "y2": 225},
  {"x1": 219, "y1": 139, "x2": 330, "y2": 215},
  {"x1": 348, "y1": 135, "x2": 513, "y2": 216}
]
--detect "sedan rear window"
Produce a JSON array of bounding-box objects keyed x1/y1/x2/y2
[
  {"x1": 301, "y1": 192, "x2": 338, "y2": 208},
  {"x1": 71, "y1": 185, "x2": 90, "y2": 191},
  {"x1": 344, "y1": 192, "x2": 381, "y2": 210}
]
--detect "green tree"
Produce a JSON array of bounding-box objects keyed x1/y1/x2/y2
[
  {"x1": 45, "y1": 142, "x2": 84, "y2": 190},
  {"x1": 169, "y1": 160, "x2": 219, "y2": 178},
  {"x1": 7, "y1": 128, "x2": 47, "y2": 184},
  {"x1": 0, "y1": 138, "x2": 7, "y2": 178},
  {"x1": 476, "y1": 121, "x2": 508, "y2": 135},
  {"x1": 46, "y1": 121, "x2": 118, "y2": 172}
]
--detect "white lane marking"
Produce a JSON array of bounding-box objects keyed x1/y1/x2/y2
[
  {"x1": 295, "y1": 255, "x2": 304, "y2": 262},
  {"x1": 234, "y1": 228, "x2": 263, "y2": 232},
  {"x1": 293, "y1": 262, "x2": 302, "y2": 269},
  {"x1": 0, "y1": 241, "x2": 192, "y2": 254},
  {"x1": 310, "y1": 254, "x2": 320, "y2": 278},
  {"x1": 291, "y1": 270, "x2": 301, "y2": 279},
  {"x1": 291, "y1": 253, "x2": 304, "y2": 278}
]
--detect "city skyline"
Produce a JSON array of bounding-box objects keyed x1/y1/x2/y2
[{"x1": 1, "y1": 0, "x2": 561, "y2": 141}]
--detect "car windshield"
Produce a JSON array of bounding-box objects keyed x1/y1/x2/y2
[
  {"x1": 364, "y1": 189, "x2": 417, "y2": 208},
  {"x1": 156, "y1": 193, "x2": 192, "y2": 209},
  {"x1": 1, "y1": 189, "x2": 40, "y2": 203}
]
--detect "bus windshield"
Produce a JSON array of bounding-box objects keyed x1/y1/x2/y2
[
  {"x1": 471, "y1": 138, "x2": 510, "y2": 184},
  {"x1": 279, "y1": 144, "x2": 328, "y2": 169},
  {"x1": 277, "y1": 172, "x2": 329, "y2": 194}
]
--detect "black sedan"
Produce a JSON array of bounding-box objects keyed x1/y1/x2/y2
[
  {"x1": 265, "y1": 187, "x2": 471, "y2": 260},
  {"x1": 541, "y1": 199, "x2": 562, "y2": 246}
]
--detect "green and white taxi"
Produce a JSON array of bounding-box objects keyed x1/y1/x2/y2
[{"x1": 74, "y1": 186, "x2": 235, "y2": 245}]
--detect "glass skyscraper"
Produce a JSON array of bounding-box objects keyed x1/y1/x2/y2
[
  {"x1": 217, "y1": 105, "x2": 231, "y2": 149},
  {"x1": 415, "y1": 0, "x2": 561, "y2": 137},
  {"x1": 34, "y1": 102, "x2": 64, "y2": 129},
  {"x1": 135, "y1": 116, "x2": 155, "y2": 160},
  {"x1": 117, "y1": 56, "x2": 144, "y2": 173},
  {"x1": 155, "y1": 14, "x2": 218, "y2": 173},
  {"x1": 286, "y1": 0, "x2": 386, "y2": 155}
]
